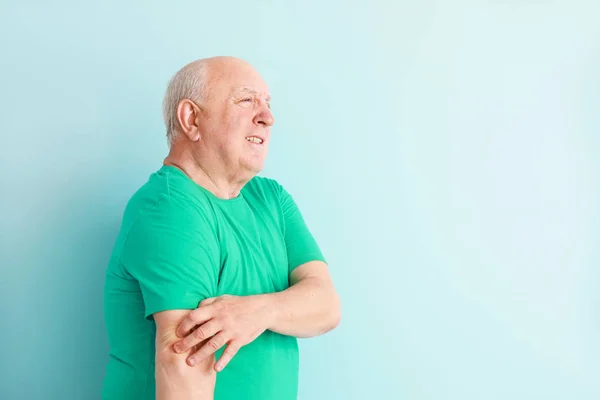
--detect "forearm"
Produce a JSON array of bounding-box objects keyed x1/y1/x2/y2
[{"x1": 262, "y1": 275, "x2": 341, "y2": 338}]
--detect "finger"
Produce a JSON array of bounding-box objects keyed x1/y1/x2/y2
[
  {"x1": 188, "y1": 332, "x2": 228, "y2": 366},
  {"x1": 176, "y1": 307, "x2": 213, "y2": 338},
  {"x1": 174, "y1": 320, "x2": 220, "y2": 354},
  {"x1": 214, "y1": 342, "x2": 240, "y2": 372},
  {"x1": 198, "y1": 297, "x2": 217, "y2": 307}
]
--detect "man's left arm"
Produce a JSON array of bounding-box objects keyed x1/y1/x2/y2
[
  {"x1": 172, "y1": 260, "x2": 341, "y2": 371},
  {"x1": 265, "y1": 183, "x2": 341, "y2": 337},
  {"x1": 172, "y1": 184, "x2": 340, "y2": 370}
]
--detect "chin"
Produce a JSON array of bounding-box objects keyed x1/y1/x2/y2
[
  {"x1": 249, "y1": 164, "x2": 264, "y2": 174},
  {"x1": 243, "y1": 158, "x2": 266, "y2": 175}
]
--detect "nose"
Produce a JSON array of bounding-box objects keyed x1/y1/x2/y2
[{"x1": 254, "y1": 104, "x2": 275, "y2": 127}]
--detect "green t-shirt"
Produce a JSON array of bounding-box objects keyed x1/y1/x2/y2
[{"x1": 102, "y1": 165, "x2": 326, "y2": 400}]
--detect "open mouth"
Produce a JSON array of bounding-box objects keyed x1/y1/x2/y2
[{"x1": 245, "y1": 136, "x2": 264, "y2": 144}]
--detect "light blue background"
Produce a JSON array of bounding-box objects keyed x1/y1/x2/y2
[{"x1": 1, "y1": 1, "x2": 599, "y2": 399}]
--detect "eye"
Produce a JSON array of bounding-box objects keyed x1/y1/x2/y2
[{"x1": 241, "y1": 97, "x2": 252, "y2": 103}]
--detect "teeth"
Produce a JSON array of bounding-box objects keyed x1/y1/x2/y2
[{"x1": 246, "y1": 137, "x2": 263, "y2": 144}]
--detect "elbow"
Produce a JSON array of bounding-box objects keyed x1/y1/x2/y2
[
  {"x1": 326, "y1": 294, "x2": 342, "y2": 332},
  {"x1": 328, "y1": 312, "x2": 341, "y2": 332}
]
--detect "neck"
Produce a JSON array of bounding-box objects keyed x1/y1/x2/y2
[{"x1": 164, "y1": 146, "x2": 251, "y2": 200}]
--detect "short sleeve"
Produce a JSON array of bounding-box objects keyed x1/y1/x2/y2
[
  {"x1": 278, "y1": 185, "x2": 327, "y2": 273},
  {"x1": 121, "y1": 197, "x2": 220, "y2": 319}
]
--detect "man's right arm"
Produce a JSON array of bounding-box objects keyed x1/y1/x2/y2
[
  {"x1": 122, "y1": 198, "x2": 221, "y2": 398},
  {"x1": 154, "y1": 309, "x2": 216, "y2": 400}
]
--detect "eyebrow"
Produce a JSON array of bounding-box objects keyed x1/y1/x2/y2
[{"x1": 237, "y1": 87, "x2": 271, "y2": 102}]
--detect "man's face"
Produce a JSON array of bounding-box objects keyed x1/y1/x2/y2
[{"x1": 197, "y1": 62, "x2": 274, "y2": 176}]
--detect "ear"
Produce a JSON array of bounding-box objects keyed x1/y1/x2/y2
[{"x1": 175, "y1": 99, "x2": 202, "y2": 142}]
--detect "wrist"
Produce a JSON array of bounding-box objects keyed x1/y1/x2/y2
[{"x1": 256, "y1": 293, "x2": 280, "y2": 331}]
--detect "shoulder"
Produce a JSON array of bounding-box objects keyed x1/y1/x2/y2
[
  {"x1": 243, "y1": 175, "x2": 285, "y2": 200},
  {"x1": 246, "y1": 175, "x2": 281, "y2": 190},
  {"x1": 120, "y1": 191, "x2": 219, "y2": 271},
  {"x1": 121, "y1": 167, "x2": 216, "y2": 240}
]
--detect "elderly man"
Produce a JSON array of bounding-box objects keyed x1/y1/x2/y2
[{"x1": 102, "y1": 56, "x2": 341, "y2": 400}]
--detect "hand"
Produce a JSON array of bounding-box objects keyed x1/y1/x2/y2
[{"x1": 173, "y1": 294, "x2": 273, "y2": 371}]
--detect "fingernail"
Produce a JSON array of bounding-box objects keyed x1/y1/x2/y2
[
  {"x1": 215, "y1": 364, "x2": 222, "y2": 372},
  {"x1": 174, "y1": 344, "x2": 182, "y2": 353},
  {"x1": 188, "y1": 357, "x2": 196, "y2": 366}
]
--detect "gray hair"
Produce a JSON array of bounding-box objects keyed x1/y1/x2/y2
[{"x1": 162, "y1": 61, "x2": 209, "y2": 147}]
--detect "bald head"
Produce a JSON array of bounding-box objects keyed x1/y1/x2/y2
[
  {"x1": 162, "y1": 56, "x2": 273, "y2": 182},
  {"x1": 162, "y1": 56, "x2": 260, "y2": 146}
]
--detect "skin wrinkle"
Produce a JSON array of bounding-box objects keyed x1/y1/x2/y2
[{"x1": 163, "y1": 56, "x2": 274, "y2": 200}]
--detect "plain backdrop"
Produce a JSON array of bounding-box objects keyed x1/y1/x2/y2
[{"x1": 1, "y1": 1, "x2": 599, "y2": 399}]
